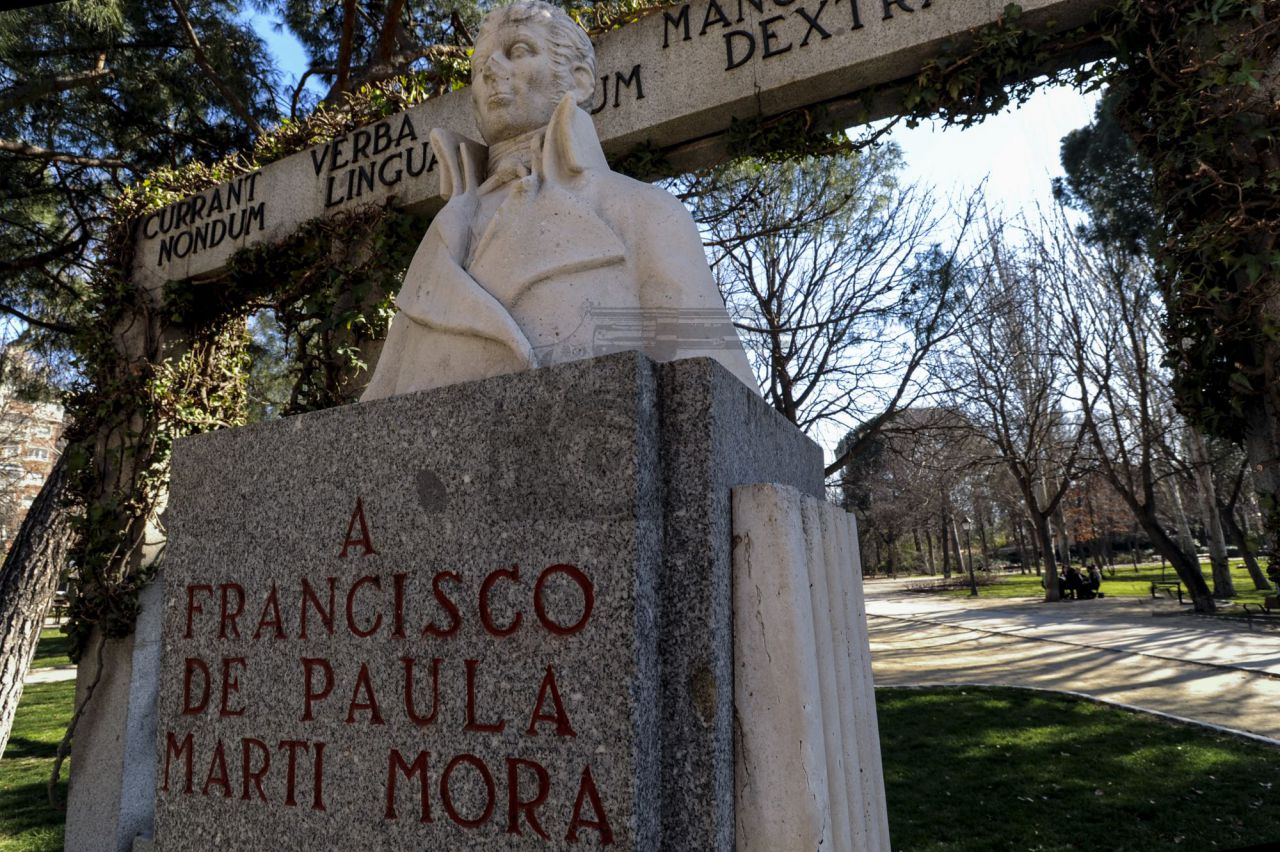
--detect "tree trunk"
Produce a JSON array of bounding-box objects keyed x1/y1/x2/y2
[
  {"x1": 1170, "y1": 479, "x2": 1200, "y2": 565},
  {"x1": 1188, "y1": 429, "x2": 1234, "y2": 597},
  {"x1": 1026, "y1": 518, "x2": 1043, "y2": 575},
  {"x1": 1243, "y1": 391, "x2": 1280, "y2": 582},
  {"x1": 1136, "y1": 502, "x2": 1214, "y2": 612},
  {"x1": 950, "y1": 516, "x2": 970, "y2": 590},
  {"x1": 976, "y1": 511, "x2": 990, "y2": 570},
  {"x1": 911, "y1": 527, "x2": 926, "y2": 575},
  {"x1": 923, "y1": 528, "x2": 936, "y2": 575},
  {"x1": 1036, "y1": 512, "x2": 1060, "y2": 602},
  {"x1": 0, "y1": 456, "x2": 73, "y2": 759},
  {"x1": 940, "y1": 514, "x2": 951, "y2": 579},
  {"x1": 1223, "y1": 506, "x2": 1270, "y2": 591},
  {"x1": 1013, "y1": 517, "x2": 1029, "y2": 574}
]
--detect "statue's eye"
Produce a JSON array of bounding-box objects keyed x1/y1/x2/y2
[{"x1": 508, "y1": 41, "x2": 534, "y2": 59}]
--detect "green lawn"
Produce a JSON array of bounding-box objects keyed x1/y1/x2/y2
[
  {"x1": 881, "y1": 686, "x2": 1280, "y2": 851},
  {"x1": 27, "y1": 630, "x2": 71, "y2": 671},
  {"x1": 941, "y1": 560, "x2": 1274, "y2": 607},
  {"x1": 6, "y1": 643, "x2": 1280, "y2": 850},
  {"x1": 0, "y1": 679, "x2": 71, "y2": 852}
]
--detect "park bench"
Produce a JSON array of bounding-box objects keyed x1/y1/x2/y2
[
  {"x1": 1242, "y1": 596, "x2": 1280, "y2": 629},
  {"x1": 46, "y1": 590, "x2": 68, "y2": 625},
  {"x1": 905, "y1": 577, "x2": 994, "y2": 593},
  {"x1": 1150, "y1": 581, "x2": 1186, "y2": 605}
]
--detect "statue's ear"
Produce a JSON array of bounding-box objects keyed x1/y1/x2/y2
[{"x1": 568, "y1": 62, "x2": 595, "y2": 108}]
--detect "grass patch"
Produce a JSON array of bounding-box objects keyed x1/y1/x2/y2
[
  {"x1": 27, "y1": 630, "x2": 71, "y2": 671},
  {"x1": 5, "y1": 660, "x2": 1278, "y2": 849},
  {"x1": 0, "y1": 679, "x2": 72, "y2": 852},
  {"x1": 879, "y1": 686, "x2": 1280, "y2": 851},
  {"x1": 941, "y1": 560, "x2": 1273, "y2": 606}
]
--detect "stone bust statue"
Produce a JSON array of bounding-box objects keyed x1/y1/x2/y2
[{"x1": 361, "y1": 0, "x2": 757, "y2": 400}]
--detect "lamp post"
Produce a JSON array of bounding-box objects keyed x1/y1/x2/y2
[{"x1": 962, "y1": 515, "x2": 978, "y2": 597}]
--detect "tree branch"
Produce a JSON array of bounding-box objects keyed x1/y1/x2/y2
[
  {"x1": 0, "y1": 138, "x2": 129, "y2": 170},
  {"x1": 332, "y1": 0, "x2": 357, "y2": 100},
  {"x1": 374, "y1": 0, "x2": 407, "y2": 65},
  {"x1": 169, "y1": 0, "x2": 265, "y2": 137},
  {"x1": 0, "y1": 302, "x2": 78, "y2": 336},
  {"x1": 0, "y1": 56, "x2": 112, "y2": 110},
  {"x1": 0, "y1": 233, "x2": 89, "y2": 274}
]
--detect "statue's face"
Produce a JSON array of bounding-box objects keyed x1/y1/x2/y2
[{"x1": 472, "y1": 18, "x2": 567, "y2": 145}]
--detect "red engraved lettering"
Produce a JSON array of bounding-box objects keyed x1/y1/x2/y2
[
  {"x1": 182, "y1": 657, "x2": 211, "y2": 716},
  {"x1": 392, "y1": 573, "x2": 408, "y2": 638},
  {"x1": 534, "y1": 564, "x2": 594, "y2": 636},
  {"x1": 254, "y1": 583, "x2": 285, "y2": 640},
  {"x1": 301, "y1": 658, "x2": 334, "y2": 721},
  {"x1": 163, "y1": 731, "x2": 194, "y2": 793},
  {"x1": 506, "y1": 757, "x2": 551, "y2": 839},
  {"x1": 386, "y1": 749, "x2": 432, "y2": 822},
  {"x1": 526, "y1": 665, "x2": 576, "y2": 737},
  {"x1": 480, "y1": 565, "x2": 523, "y2": 637},
  {"x1": 345, "y1": 575, "x2": 383, "y2": 637},
  {"x1": 346, "y1": 662, "x2": 385, "y2": 725},
  {"x1": 219, "y1": 657, "x2": 247, "y2": 717},
  {"x1": 440, "y1": 753, "x2": 495, "y2": 829},
  {"x1": 566, "y1": 765, "x2": 614, "y2": 844},
  {"x1": 312, "y1": 742, "x2": 327, "y2": 811},
  {"x1": 403, "y1": 656, "x2": 441, "y2": 726},
  {"x1": 339, "y1": 496, "x2": 378, "y2": 557},
  {"x1": 241, "y1": 738, "x2": 271, "y2": 802},
  {"x1": 185, "y1": 584, "x2": 212, "y2": 638},
  {"x1": 219, "y1": 583, "x2": 245, "y2": 639},
  {"x1": 301, "y1": 577, "x2": 337, "y2": 639},
  {"x1": 278, "y1": 740, "x2": 309, "y2": 807},
  {"x1": 422, "y1": 571, "x2": 462, "y2": 638},
  {"x1": 464, "y1": 658, "x2": 504, "y2": 733},
  {"x1": 203, "y1": 740, "x2": 232, "y2": 797}
]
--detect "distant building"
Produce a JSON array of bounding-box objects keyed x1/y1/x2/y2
[{"x1": 0, "y1": 393, "x2": 64, "y2": 554}]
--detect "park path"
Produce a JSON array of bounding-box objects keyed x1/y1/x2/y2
[
  {"x1": 24, "y1": 665, "x2": 77, "y2": 684},
  {"x1": 864, "y1": 578, "x2": 1280, "y2": 742}
]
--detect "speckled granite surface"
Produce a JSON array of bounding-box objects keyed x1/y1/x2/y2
[{"x1": 154, "y1": 352, "x2": 820, "y2": 850}]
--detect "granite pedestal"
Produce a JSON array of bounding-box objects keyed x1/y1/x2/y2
[{"x1": 152, "y1": 352, "x2": 821, "y2": 850}]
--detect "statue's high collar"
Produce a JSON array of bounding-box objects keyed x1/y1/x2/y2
[{"x1": 480, "y1": 127, "x2": 546, "y2": 194}]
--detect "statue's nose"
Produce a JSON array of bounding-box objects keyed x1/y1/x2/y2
[{"x1": 480, "y1": 52, "x2": 510, "y2": 83}]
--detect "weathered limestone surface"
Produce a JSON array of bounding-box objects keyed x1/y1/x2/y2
[
  {"x1": 362, "y1": 0, "x2": 757, "y2": 399},
  {"x1": 732, "y1": 484, "x2": 888, "y2": 852},
  {"x1": 151, "y1": 352, "x2": 820, "y2": 850},
  {"x1": 133, "y1": 0, "x2": 1109, "y2": 289},
  {"x1": 65, "y1": 578, "x2": 164, "y2": 852}
]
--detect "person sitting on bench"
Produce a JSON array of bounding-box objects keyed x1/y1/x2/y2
[
  {"x1": 1062, "y1": 566, "x2": 1085, "y2": 600},
  {"x1": 1086, "y1": 564, "x2": 1104, "y2": 598}
]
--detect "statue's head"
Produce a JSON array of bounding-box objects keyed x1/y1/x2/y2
[{"x1": 471, "y1": 1, "x2": 596, "y2": 145}]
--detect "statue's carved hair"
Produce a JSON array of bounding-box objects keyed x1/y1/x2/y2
[{"x1": 474, "y1": 0, "x2": 597, "y2": 108}]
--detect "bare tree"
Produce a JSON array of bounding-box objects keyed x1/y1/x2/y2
[
  {"x1": 841, "y1": 407, "x2": 980, "y2": 577},
  {"x1": 679, "y1": 149, "x2": 978, "y2": 475},
  {"x1": 1045, "y1": 211, "x2": 1215, "y2": 611},
  {"x1": 1211, "y1": 444, "x2": 1272, "y2": 591},
  {"x1": 940, "y1": 222, "x2": 1087, "y2": 602}
]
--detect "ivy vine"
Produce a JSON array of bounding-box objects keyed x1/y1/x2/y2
[{"x1": 61, "y1": 0, "x2": 1280, "y2": 660}]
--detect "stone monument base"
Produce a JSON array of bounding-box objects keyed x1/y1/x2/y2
[
  {"x1": 143, "y1": 352, "x2": 823, "y2": 850},
  {"x1": 64, "y1": 352, "x2": 889, "y2": 850}
]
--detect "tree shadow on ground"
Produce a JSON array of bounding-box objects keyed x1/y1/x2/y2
[{"x1": 878, "y1": 686, "x2": 1280, "y2": 852}]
